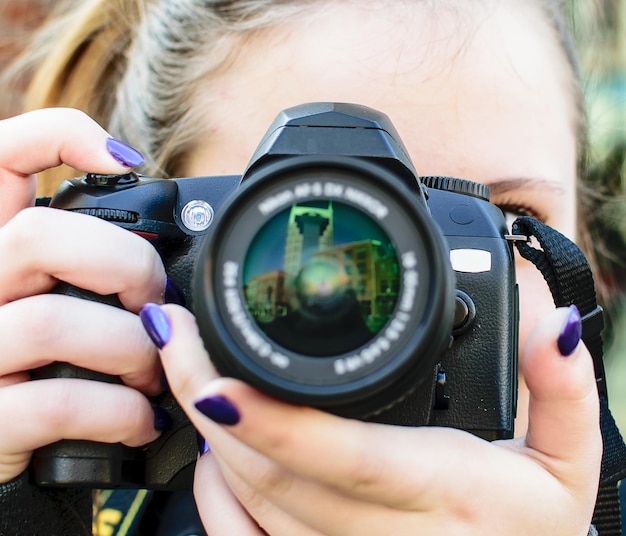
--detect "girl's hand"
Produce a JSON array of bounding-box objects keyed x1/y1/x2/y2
[
  {"x1": 0, "y1": 109, "x2": 167, "y2": 483},
  {"x1": 152, "y1": 304, "x2": 601, "y2": 535}
]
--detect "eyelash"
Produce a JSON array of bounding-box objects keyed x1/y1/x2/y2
[
  {"x1": 495, "y1": 202, "x2": 546, "y2": 231},
  {"x1": 496, "y1": 203, "x2": 542, "y2": 219}
]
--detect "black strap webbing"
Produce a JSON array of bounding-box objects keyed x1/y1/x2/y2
[{"x1": 512, "y1": 216, "x2": 626, "y2": 535}]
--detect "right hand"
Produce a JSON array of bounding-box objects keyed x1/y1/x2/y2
[
  {"x1": 0, "y1": 108, "x2": 168, "y2": 483},
  {"x1": 158, "y1": 305, "x2": 601, "y2": 536}
]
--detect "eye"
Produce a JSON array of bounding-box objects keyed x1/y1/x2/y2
[{"x1": 495, "y1": 203, "x2": 545, "y2": 233}]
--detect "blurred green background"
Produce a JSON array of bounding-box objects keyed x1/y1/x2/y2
[{"x1": 568, "y1": 1, "x2": 626, "y2": 431}]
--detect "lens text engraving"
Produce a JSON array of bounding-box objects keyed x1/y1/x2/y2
[
  {"x1": 223, "y1": 261, "x2": 290, "y2": 369},
  {"x1": 259, "y1": 182, "x2": 389, "y2": 221},
  {"x1": 334, "y1": 252, "x2": 418, "y2": 376}
]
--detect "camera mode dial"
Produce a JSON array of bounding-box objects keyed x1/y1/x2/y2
[
  {"x1": 421, "y1": 176, "x2": 490, "y2": 202},
  {"x1": 84, "y1": 172, "x2": 139, "y2": 187}
]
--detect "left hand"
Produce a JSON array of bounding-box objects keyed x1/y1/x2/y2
[{"x1": 153, "y1": 304, "x2": 601, "y2": 536}]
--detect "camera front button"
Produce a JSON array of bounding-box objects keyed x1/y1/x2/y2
[{"x1": 453, "y1": 290, "x2": 476, "y2": 335}]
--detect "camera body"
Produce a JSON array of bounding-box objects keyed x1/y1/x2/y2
[{"x1": 33, "y1": 102, "x2": 518, "y2": 490}]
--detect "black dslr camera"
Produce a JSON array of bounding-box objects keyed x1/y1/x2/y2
[{"x1": 32, "y1": 102, "x2": 518, "y2": 490}]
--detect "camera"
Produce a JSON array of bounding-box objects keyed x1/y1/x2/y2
[{"x1": 32, "y1": 102, "x2": 518, "y2": 490}]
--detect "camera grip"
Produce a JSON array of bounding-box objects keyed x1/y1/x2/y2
[{"x1": 30, "y1": 282, "x2": 142, "y2": 488}]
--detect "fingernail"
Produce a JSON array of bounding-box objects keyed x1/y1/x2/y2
[
  {"x1": 196, "y1": 432, "x2": 211, "y2": 456},
  {"x1": 139, "y1": 303, "x2": 172, "y2": 349},
  {"x1": 164, "y1": 278, "x2": 186, "y2": 307},
  {"x1": 194, "y1": 395, "x2": 240, "y2": 426},
  {"x1": 106, "y1": 137, "x2": 145, "y2": 168},
  {"x1": 557, "y1": 304, "x2": 582, "y2": 356},
  {"x1": 152, "y1": 405, "x2": 173, "y2": 432}
]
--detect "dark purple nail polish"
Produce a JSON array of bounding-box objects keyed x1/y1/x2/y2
[
  {"x1": 140, "y1": 303, "x2": 171, "y2": 349},
  {"x1": 194, "y1": 395, "x2": 240, "y2": 426},
  {"x1": 557, "y1": 304, "x2": 582, "y2": 356},
  {"x1": 196, "y1": 432, "x2": 211, "y2": 456},
  {"x1": 164, "y1": 278, "x2": 186, "y2": 307},
  {"x1": 152, "y1": 405, "x2": 173, "y2": 432},
  {"x1": 106, "y1": 137, "x2": 145, "y2": 168}
]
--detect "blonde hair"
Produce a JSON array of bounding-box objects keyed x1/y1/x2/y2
[
  {"x1": 13, "y1": 0, "x2": 144, "y2": 193},
  {"x1": 15, "y1": 0, "x2": 313, "y2": 195},
  {"x1": 13, "y1": 0, "x2": 586, "y2": 191},
  {"x1": 14, "y1": 0, "x2": 585, "y2": 194},
  {"x1": 15, "y1": 0, "x2": 600, "y2": 293}
]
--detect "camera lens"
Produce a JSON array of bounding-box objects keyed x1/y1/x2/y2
[
  {"x1": 242, "y1": 201, "x2": 400, "y2": 357},
  {"x1": 194, "y1": 159, "x2": 455, "y2": 417}
]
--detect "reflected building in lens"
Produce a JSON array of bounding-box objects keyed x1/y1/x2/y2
[
  {"x1": 283, "y1": 203, "x2": 334, "y2": 278},
  {"x1": 313, "y1": 240, "x2": 399, "y2": 331},
  {"x1": 246, "y1": 203, "x2": 334, "y2": 324},
  {"x1": 244, "y1": 270, "x2": 287, "y2": 322},
  {"x1": 245, "y1": 202, "x2": 400, "y2": 332}
]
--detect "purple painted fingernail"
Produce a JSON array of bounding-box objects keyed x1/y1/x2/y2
[
  {"x1": 164, "y1": 278, "x2": 186, "y2": 307},
  {"x1": 196, "y1": 432, "x2": 211, "y2": 456},
  {"x1": 152, "y1": 405, "x2": 173, "y2": 432},
  {"x1": 106, "y1": 137, "x2": 145, "y2": 168},
  {"x1": 139, "y1": 303, "x2": 171, "y2": 349},
  {"x1": 194, "y1": 395, "x2": 240, "y2": 426},
  {"x1": 557, "y1": 304, "x2": 582, "y2": 356}
]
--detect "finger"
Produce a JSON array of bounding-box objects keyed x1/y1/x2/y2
[
  {"x1": 0, "y1": 207, "x2": 165, "y2": 311},
  {"x1": 153, "y1": 304, "x2": 490, "y2": 509},
  {"x1": 208, "y1": 414, "x2": 589, "y2": 535},
  {"x1": 209, "y1": 453, "x2": 333, "y2": 536},
  {"x1": 205, "y1": 425, "x2": 420, "y2": 536},
  {"x1": 0, "y1": 378, "x2": 163, "y2": 483},
  {"x1": 0, "y1": 108, "x2": 142, "y2": 225},
  {"x1": 194, "y1": 454, "x2": 270, "y2": 536},
  {"x1": 0, "y1": 372, "x2": 30, "y2": 388},
  {"x1": 154, "y1": 304, "x2": 220, "y2": 397},
  {"x1": 0, "y1": 109, "x2": 140, "y2": 176},
  {"x1": 521, "y1": 306, "x2": 602, "y2": 485},
  {"x1": 0, "y1": 295, "x2": 162, "y2": 394},
  {"x1": 193, "y1": 379, "x2": 494, "y2": 509},
  {"x1": 3, "y1": 380, "x2": 163, "y2": 449},
  {"x1": 155, "y1": 306, "x2": 336, "y2": 532}
]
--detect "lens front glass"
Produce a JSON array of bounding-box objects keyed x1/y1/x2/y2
[{"x1": 243, "y1": 201, "x2": 400, "y2": 357}]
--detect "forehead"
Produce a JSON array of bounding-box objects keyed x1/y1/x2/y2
[{"x1": 185, "y1": 1, "x2": 577, "y2": 189}]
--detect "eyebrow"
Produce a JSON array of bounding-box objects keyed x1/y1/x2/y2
[{"x1": 486, "y1": 178, "x2": 566, "y2": 195}]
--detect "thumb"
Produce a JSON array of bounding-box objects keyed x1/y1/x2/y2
[{"x1": 522, "y1": 306, "x2": 602, "y2": 485}]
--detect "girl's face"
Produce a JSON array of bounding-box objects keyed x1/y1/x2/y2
[{"x1": 183, "y1": 2, "x2": 578, "y2": 434}]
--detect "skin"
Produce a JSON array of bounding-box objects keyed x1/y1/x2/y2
[
  {"x1": 184, "y1": 1, "x2": 577, "y2": 434},
  {"x1": 0, "y1": 2, "x2": 601, "y2": 535}
]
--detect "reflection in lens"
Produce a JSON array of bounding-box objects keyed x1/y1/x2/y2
[
  {"x1": 295, "y1": 256, "x2": 351, "y2": 316},
  {"x1": 243, "y1": 200, "x2": 400, "y2": 357}
]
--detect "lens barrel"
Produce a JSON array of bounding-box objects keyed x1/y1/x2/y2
[{"x1": 193, "y1": 155, "x2": 455, "y2": 418}]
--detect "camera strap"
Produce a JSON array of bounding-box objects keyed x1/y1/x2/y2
[{"x1": 512, "y1": 216, "x2": 626, "y2": 535}]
